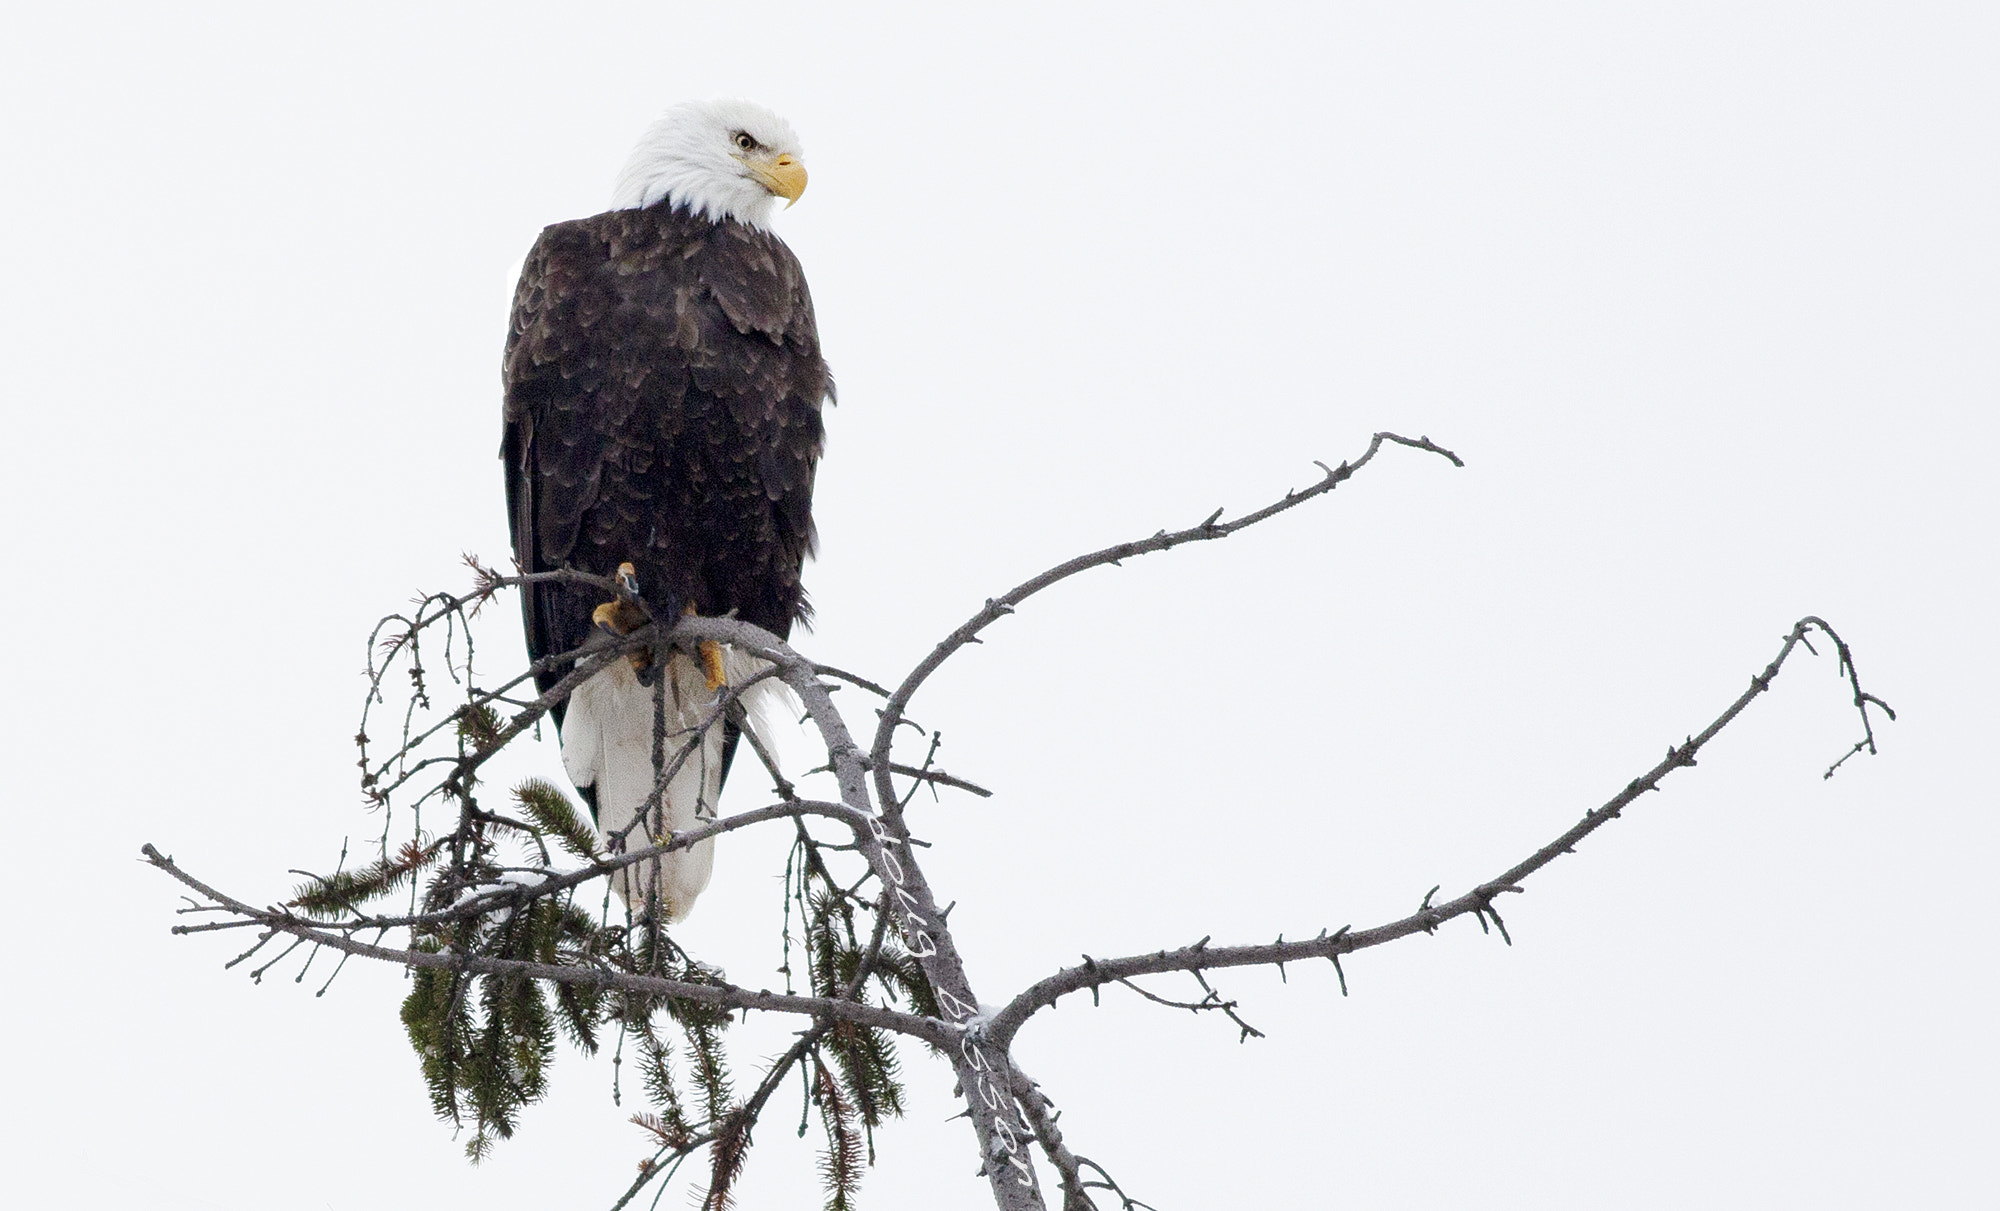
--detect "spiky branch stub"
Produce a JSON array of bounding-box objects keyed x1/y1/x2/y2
[{"x1": 148, "y1": 431, "x2": 1891, "y2": 1211}]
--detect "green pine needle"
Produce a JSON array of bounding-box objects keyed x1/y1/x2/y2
[
  {"x1": 511, "y1": 778, "x2": 601, "y2": 862},
  {"x1": 290, "y1": 839, "x2": 440, "y2": 918}
]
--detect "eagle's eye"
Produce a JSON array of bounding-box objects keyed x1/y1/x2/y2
[{"x1": 733, "y1": 132, "x2": 756, "y2": 151}]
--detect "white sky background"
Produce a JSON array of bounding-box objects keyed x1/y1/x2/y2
[{"x1": 2, "y1": 2, "x2": 1994, "y2": 1206}]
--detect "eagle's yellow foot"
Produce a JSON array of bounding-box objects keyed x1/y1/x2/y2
[
  {"x1": 678, "y1": 601, "x2": 728, "y2": 691},
  {"x1": 592, "y1": 562, "x2": 652, "y2": 673}
]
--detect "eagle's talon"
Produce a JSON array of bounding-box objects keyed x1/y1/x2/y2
[
  {"x1": 676, "y1": 602, "x2": 727, "y2": 691},
  {"x1": 593, "y1": 563, "x2": 652, "y2": 672}
]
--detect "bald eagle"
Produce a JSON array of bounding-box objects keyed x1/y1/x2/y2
[{"x1": 501, "y1": 101, "x2": 828, "y2": 921}]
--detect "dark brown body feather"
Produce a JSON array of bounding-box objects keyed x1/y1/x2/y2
[{"x1": 501, "y1": 203, "x2": 829, "y2": 745}]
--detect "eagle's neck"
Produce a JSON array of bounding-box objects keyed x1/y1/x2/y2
[{"x1": 612, "y1": 146, "x2": 776, "y2": 230}]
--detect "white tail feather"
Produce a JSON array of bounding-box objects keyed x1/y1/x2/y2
[{"x1": 561, "y1": 646, "x2": 788, "y2": 922}]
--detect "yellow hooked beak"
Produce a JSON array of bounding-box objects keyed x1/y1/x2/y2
[{"x1": 746, "y1": 152, "x2": 807, "y2": 206}]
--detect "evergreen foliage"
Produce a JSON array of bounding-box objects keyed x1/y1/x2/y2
[
  {"x1": 326, "y1": 573, "x2": 959, "y2": 1204},
  {"x1": 323, "y1": 704, "x2": 927, "y2": 1198},
  {"x1": 512, "y1": 777, "x2": 602, "y2": 861},
  {"x1": 814, "y1": 1058, "x2": 864, "y2": 1211},
  {"x1": 289, "y1": 838, "x2": 441, "y2": 919}
]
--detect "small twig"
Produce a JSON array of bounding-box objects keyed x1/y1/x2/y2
[
  {"x1": 1112, "y1": 972, "x2": 1264, "y2": 1043},
  {"x1": 886, "y1": 763, "x2": 993, "y2": 799}
]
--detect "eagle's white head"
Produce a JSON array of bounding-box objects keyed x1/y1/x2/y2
[{"x1": 611, "y1": 99, "x2": 807, "y2": 230}]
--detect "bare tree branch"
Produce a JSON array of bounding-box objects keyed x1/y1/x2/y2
[
  {"x1": 866, "y1": 432, "x2": 1462, "y2": 836},
  {"x1": 152, "y1": 435, "x2": 1892, "y2": 1211},
  {"x1": 143, "y1": 844, "x2": 951, "y2": 1046},
  {"x1": 984, "y1": 615, "x2": 1887, "y2": 1049},
  {"x1": 273, "y1": 799, "x2": 867, "y2": 931}
]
